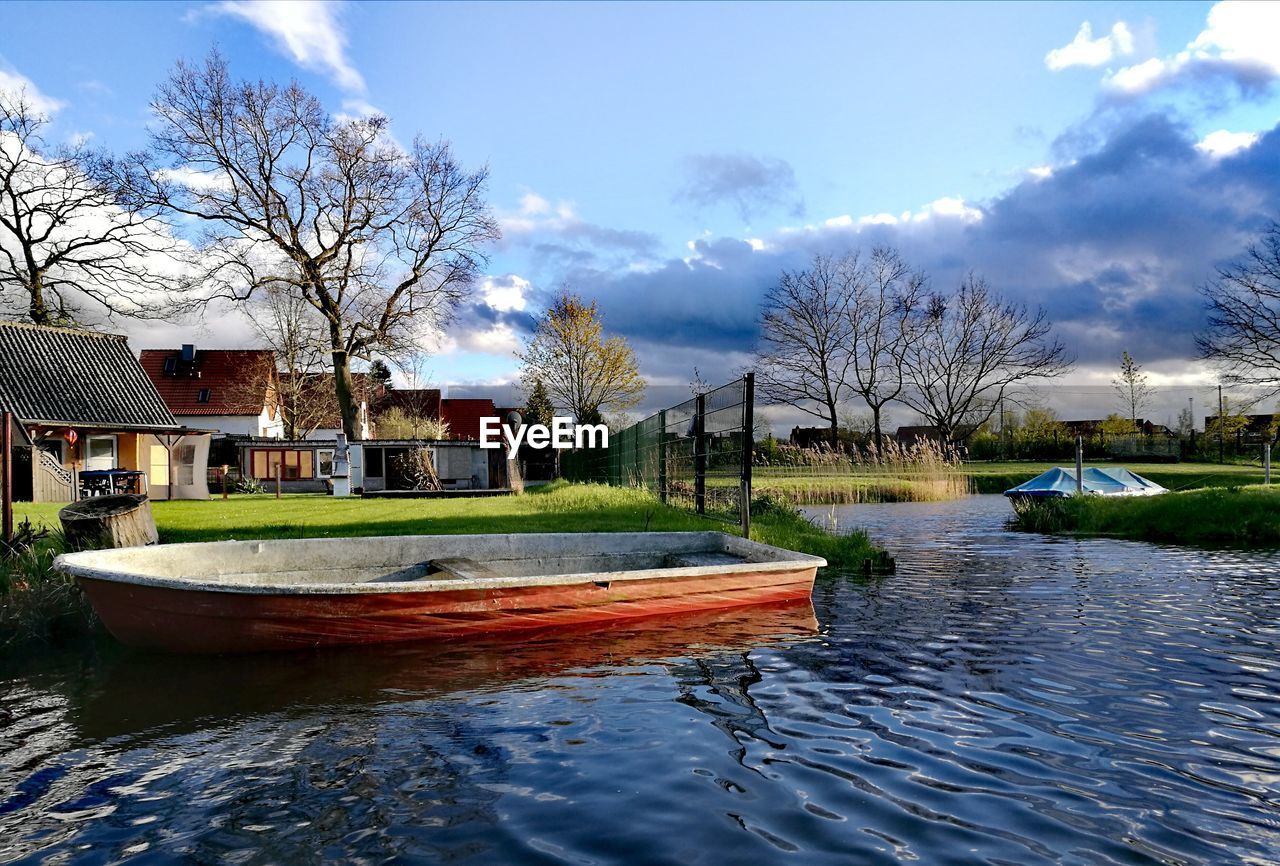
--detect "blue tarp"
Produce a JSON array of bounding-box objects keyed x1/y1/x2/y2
[{"x1": 1004, "y1": 466, "x2": 1167, "y2": 498}]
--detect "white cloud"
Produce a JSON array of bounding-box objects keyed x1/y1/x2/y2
[
  {"x1": 212, "y1": 0, "x2": 365, "y2": 92},
  {"x1": 1106, "y1": 1, "x2": 1280, "y2": 95},
  {"x1": 154, "y1": 166, "x2": 233, "y2": 191},
  {"x1": 0, "y1": 67, "x2": 65, "y2": 115},
  {"x1": 1195, "y1": 129, "x2": 1260, "y2": 158},
  {"x1": 479, "y1": 274, "x2": 529, "y2": 312},
  {"x1": 1046, "y1": 21, "x2": 1135, "y2": 71},
  {"x1": 788, "y1": 197, "x2": 984, "y2": 236},
  {"x1": 1028, "y1": 165, "x2": 1054, "y2": 180}
]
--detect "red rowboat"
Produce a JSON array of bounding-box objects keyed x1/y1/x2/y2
[{"x1": 54, "y1": 532, "x2": 825, "y2": 654}]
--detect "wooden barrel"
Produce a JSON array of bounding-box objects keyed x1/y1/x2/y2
[{"x1": 59, "y1": 494, "x2": 159, "y2": 552}]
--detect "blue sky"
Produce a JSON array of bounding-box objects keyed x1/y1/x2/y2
[{"x1": 3, "y1": 1, "x2": 1279, "y2": 415}]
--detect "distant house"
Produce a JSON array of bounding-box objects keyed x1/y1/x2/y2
[
  {"x1": 0, "y1": 321, "x2": 211, "y2": 502},
  {"x1": 1063, "y1": 419, "x2": 1174, "y2": 438},
  {"x1": 373, "y1": 388, "x2": 502, "y2": 442},
  {"x1": 140, "y1": 345, "x2": 283, "y2": 438},
  {"x1": 235, "y1": 438, "x2": 497, "y2": 493}
]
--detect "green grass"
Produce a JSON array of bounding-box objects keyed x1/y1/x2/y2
[
  {"x1": 1010, "y1": 485, "x2": 1280, "y2": 547},
  {"x1": 5, "y1": 483, "x2": 882, "y2": 649}
]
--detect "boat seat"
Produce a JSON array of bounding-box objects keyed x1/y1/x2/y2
[{"x1": 428, "y1": 557, "x2": 503, "y2": 582}]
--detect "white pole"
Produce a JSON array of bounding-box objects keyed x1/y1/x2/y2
[{"x1": 1075, "y1": 435, "x2": 1084, "y2": 494}]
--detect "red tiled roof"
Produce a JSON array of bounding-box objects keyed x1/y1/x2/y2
[{"x1": 140, "y1": 349, "x2": 276, "y2": 417}]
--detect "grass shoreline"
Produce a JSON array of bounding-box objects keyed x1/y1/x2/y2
[
  {"x1": 1009, "y1": 485, "x2": 1280, "y2": 547},
  {"x1": 3, "y1": 482, "x2": 883, "y2": 651}
]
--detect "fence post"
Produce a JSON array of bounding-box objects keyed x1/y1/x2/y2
[
  {"x1": 2, "y1": 410, "x2": 12, "y2": 547},
  {"x1": 658, "y1": 409, "x2": 667, "y2": 503},
  {"x1": 741, "y1": 373, "x2": 753, "y2": 538},
  {"x1": 1266, "y1": 437, "x2": 1273, "y2": 485},
  {"x1": 694, "y1": 392, "x2": 706, "y2": 515}
]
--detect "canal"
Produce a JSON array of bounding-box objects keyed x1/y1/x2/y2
[{"x1": 2, "y1": 495, "x2": 1278, "y2": 863}]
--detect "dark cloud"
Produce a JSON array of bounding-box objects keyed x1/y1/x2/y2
[
  {"x1": 674, "y1": 153, "x2": 804, "y2": 222},
  {"x1": 561, "y1": 115, "x2": 1280, "y2": 386}
]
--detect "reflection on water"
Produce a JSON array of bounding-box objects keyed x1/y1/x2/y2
[{"x1": 4, "y1": 497, "x2": 1280, "y2": 864}]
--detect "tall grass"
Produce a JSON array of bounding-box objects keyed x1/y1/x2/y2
[
  {"x1": 753, "y1": 439, "x2": 972, "y2": 504},
  {"x1": 1, "y1": 531, "x2": 97, "y2": 648}
]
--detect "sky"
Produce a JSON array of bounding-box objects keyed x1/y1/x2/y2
[{"x1": 3, "y1": 0, "x2": 1280, "y2": 423}]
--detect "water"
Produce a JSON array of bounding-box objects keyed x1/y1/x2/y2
[{"x1": 3, "y1": 495, "x2": 1279, "y2": 864}]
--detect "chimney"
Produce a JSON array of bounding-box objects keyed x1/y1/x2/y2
[{"x1": 180, "y1": 344, "x2": 195, "y2": 362}]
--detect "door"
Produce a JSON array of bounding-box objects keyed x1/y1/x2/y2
[{"x1": 85, "y1": 435, "x2": 117, "y2": 471}]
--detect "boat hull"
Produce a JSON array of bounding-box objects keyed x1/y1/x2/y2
[{"x1": 78, "y1": 564, "x2": 819, "y2": 654}]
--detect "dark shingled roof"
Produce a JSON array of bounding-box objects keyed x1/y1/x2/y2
[{"x1": 0, "y1": 320, "x2": 179, "y2": 429}]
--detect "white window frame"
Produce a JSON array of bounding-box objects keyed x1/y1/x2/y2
[
  {"x1": 316, "y1": 448, "x2": 335, "y2": 478},
  {"x1": 85, "y1": 435, "x2": 117, "y2": 471}
]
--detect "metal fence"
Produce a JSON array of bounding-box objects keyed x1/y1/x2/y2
[{"x1": 563, "y1": 374, "x2": 754, "y2": 535}]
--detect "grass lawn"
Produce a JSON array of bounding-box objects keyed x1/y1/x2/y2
[
  {"x1": 13, "y1": 482, "x2": 883, "y2": 579},
  {"x1": 1011, "y1": 485, "x2": 1280, "y2": 547}
]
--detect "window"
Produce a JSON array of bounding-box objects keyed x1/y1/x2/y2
[
  {"x1": 85, "y1": 435, "x2": 117, "y2": 471},
  {"x1": 163, "y1": 357, "x2": 177, "y2": 375},
  {"x1": 317, "y1": 449, "x2": 335, "y2": 477},
  {"x1": 249, "y1": 448, "x2": 314, "y2": 481},
  {"x1": 175, "y1": 443, "x2": 196, "y2": 486},
  {"x1": 197, "y1": 388, "x2": 211, "y2": 403},
  {"x1": 149, "y1": 445, "x2": 170, "y2": 486}
]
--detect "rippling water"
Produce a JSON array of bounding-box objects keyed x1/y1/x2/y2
[{"x1": 3, "y1": 495, "x2": 1279, "y2": 864}]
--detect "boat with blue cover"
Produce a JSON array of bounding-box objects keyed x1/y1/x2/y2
[{"x1": 1004, "y1": 466, "x2": 1167, "y2": 501}]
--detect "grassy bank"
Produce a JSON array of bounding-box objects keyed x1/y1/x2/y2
[
  {"x1": 1010, "y1": 485, "x2": 1280, "y2": 547},
  {"x1": 5, "y1": 482, "x2": 881, "y2": 649},
  {"x1": 745, "y1": 461, "x2": 1268, "y2": 504}
]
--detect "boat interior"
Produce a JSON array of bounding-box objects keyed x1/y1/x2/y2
[{"x1": 58, "y1": 532, "x2": 823, "y2": 589}]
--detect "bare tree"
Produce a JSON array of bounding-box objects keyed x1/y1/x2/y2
[
  {"x1": 899, "y1": 274, "x2": 1072, "y2": 443},
  {"x1": 754, "y1": 254, "x2": 858, "y2": 446},
  {"x1": 244, "y1": 285, "x2": 331, "y2": 439},
  {"x1": 1196, "y1": 221, "x2": 1280, "y2": 398},
  {"x1": 1112, "y1": 351, "x2": 1152, "y2": 428},
  {"x1": 0, "y1": 91, "x2": 185, "y2": 324},
  {"x1": 118, "y1": 52, "x2": 499, "y2": 440},
  {"x1": 847, "y1": 246, "x2": 925, "y2": 449}
]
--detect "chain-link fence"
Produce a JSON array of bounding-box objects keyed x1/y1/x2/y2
[{"x1": 562, "y1": 375, "x2": 754, "y2": 535}]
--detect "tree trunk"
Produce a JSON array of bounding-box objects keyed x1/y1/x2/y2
[
  {"x1": 59, "y1": 494, "x2": 158, "y2": 551},
  {"x1": 828, "y1": 404, "x2": 839, "y2": 449},
  {"x1": 872, "y1": 405, "x2": 883, "y2": 451},
  {"x1": 331, "y1": 348, "x2": 361, "y2": 441},
  {"x1": 28, "y1": 270, "x2": 51, "y2": 325}
]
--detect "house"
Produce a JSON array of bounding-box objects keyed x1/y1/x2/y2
[
  {"x1": 0, "y1": 321, "x2": 211, "y2": 502},
  {"x1": 140, "y1": 345, "x2": 283, "y2": 438},
  {"x1": 1063, "y1": 418, "x2": 1175, "y2": 438},
  {"x1": 235, "y1": 438, "x2": 497, "y2": 493}
]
